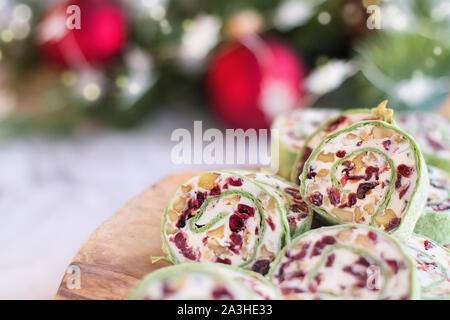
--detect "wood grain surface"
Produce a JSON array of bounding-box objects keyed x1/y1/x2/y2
[{"x1": 55, "y1": 170, "x2": 201, "y2": 300}]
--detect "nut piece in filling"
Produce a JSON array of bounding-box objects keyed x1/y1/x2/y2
[{"x1": 270, "y1": 225, "x2": 417, "y2": 300}]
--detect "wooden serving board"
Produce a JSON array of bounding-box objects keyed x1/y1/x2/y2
[{"x1": 55, "y1": 170, "x2": 202, "y2": 300}]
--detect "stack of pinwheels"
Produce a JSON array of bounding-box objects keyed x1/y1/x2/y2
[{"x1": 129, "y1": 102, "x2": 449, "y2": 300}]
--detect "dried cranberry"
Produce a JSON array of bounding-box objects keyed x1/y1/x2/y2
[
  {"x1": 227, "y1": 177, "x2": 243, "y2": 186},
  {"x1": 297, "y1": 147, "x2": 313, "y2": 184},
  {"x1": 322, "y1": 235, "x2": 337, "y2": 245},
  {"x1": 281, "y1": 287, "x2": 305, "y2": 295},
  {"x1": 356, "y1": 256, "x2": 370, "y2": 267},
  {"x1": 292, "y1": 242, "x2": 311, "y2": 260},
  {"x1": 395, "y1": 175, "x2": 402, "y2": 189},
  {"x1": 385, "y1": 217, "x2": 401, "y2": 232},
  {"x1": 308, "y1": 192, "x2": 323, "y2": 207},
  {"x1": 357, "y1": 182, "x2": 378, "y2": 199},
  {"x1": 340, "y1": 175, "x2": 348, "y2": 187},
  {"x1": 162, "y1": 282, "x2": 175, "y2": 298},
  {"x1": 285, "y1": 187, "x2": 301, "y2": 199},
  {"x1": 399, "y1": 184, "x2": 410, "y2": 199},
  {"x1": 327, "y1": 187, "x2": 341, "y2": 206},
  {"x1": 325, "y1": 253, "x2": 336, "y2": 267},
  {"x1": 336, "y1": 150, "x2": 346, "y2": 158},
  {"x1": 398, "y1": 164, "x2": 413, "y2": 177},
  {"x1": 174, "y1": 232, "x2": 196, "y2": 260},
  {"x1": 382, "y1": 139, "x2": 391, "y2": 151},
  {"x1": 252, "y1": 259, "x2": 271, "y2": 274},
  {"x1": 311, "y1": 240, "x2": 326, "y2": 257},
  {"x1": 291, "y1": 270, "x2": 306, "y2": 279},
  {"x1": 216, "y1": 257, "x2": 232, "y2": 265},
  {"x1": 425, "y1": 134, "x2": 444, "y2": 151},
  {"x1": 365, "y1": 166, "x2": 379, "y2": 180},
  {"x1": 385, "y1": 259, "x2": 399, "y2": 274},
  {"x1": 230, "y1": 233, "x2": 242, "y2": 246},
  {"x1": 430, "y1": 201, "x2": 450, "y2": 212},
  {"x1": 325, "y1": 116, "x2": 347, "y2": 133},
  {"x1": 368, "y1": 231, "x2": 377, "y2": 242},
  {"x1": 192, "y1": 192, "x2": 206, "y2": 209},
  {"x1": 356, "y1": 141, "x2": 363, "y2": 147},
  {"x1": 266, "y1": 217, "x2": 276, "y2": 231},
  {"x1": 287, "y1": 216, "x2": 296, "y2": 227},
  {"x1": 424, "y1": 240, "x2": 435, "y2": 250},
  {"x1": 348, "y1": 193, "x2": 357, "y2": 207},
  {"x1": 174, "y1": 232, "x2": 187, "y2": 248},
  {"x1": 212, "y1": 287, "x2": 234, "y2": 299},
  {"x1": 209, "y1": 185, "x2": 221, "y2": 196},
  {"x1": 306, "y1": 166, "x2": 317, "y2": 179},
  {"x1": 229, "y1": 215, "x2": 245, "y2": 233},
  {"x1": 237, "y1": 204, "x2": 254, "y2": 218}
]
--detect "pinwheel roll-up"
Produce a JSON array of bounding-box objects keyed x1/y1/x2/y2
[
  {"x1": 396, "y1": 113, "x2": 450, "y2": 173},
  {"x1": 414, "y1": 166, "x2": 450, "y2": 248},
  {"x1": 128, "y1": 263, "x2": 280, "y2": 300},
  {"x1": 291, "y1": 101, "x2": 394, "y2": 184},
  {"x1": 271, "y1": 109, "x2": 339, "y2": 179},
  {"x1": 227, "y1": 170, "x2": 313, "y2": 238},
  {"x1": 162, "y1": 171, "x2": 290, "y2": 274},
  {"x1": 300, "y1": 121, "x2": 428, "y2": 241},
  {"x1": 269, "y1": 225, "x2": 419, "y2": 300},
  {"x1": 403, "y1": 235, "x2": 450, "y2": 300}
]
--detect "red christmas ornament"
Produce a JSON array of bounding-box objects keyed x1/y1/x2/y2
[
  {"x1": 206, "y1": 37, "x2": 305, "y2": 129},
  {"x1": 37, "y1": 0, "x2": 127, "y2": 68}
]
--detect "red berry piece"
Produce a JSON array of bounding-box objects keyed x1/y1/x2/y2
[
  {"x1": 209, "y1": 185, "x2": 221, "y2": 196},
  {"x1": 357, "y1": 182, "x2": 378, "y2": 199},
  {"x1": 229, "y1": 214, "x2": 245, "y2": 232},
  {"x1": 397, "y1": 164, "x2": 413, "y2": 177},
  {"x1": 308, "y1": 192, "x2": 323, "y2": 206},
  {"x1": 336, "y1": 150, "x2": 346, "y2": 158},
  {"x1": 348, "y1": 193, "x2": 357, "y2": 207},
  {"x1": 327, "y1": 187, "x2": 341, "y2": 206},
  {"x1": 382, "y1": 139, "x2": 391, "y2": 151},
  {"x1": 365, "y1": 166, "x2": 379, "y2": 180},
  {"x1": 212, "y1": 287, "x2": 234, "y2": 299},
  {"x1": 424, "y1": 240, "x2": 435, "y2": 250},
  {"x1": 306, "y1": 166, "x2": 317, "y2": 179},
  {"x1": 385, "y1": 217, "x2": 401, "y2": 232},
  {"x1": 367, "y1": 231, "x2": 377, "y2": 242},
  {"x1": 237, "y1": 204, "x2": 255, "y2": 218},
  {"x1": 325, "y1": 253, "x2": 336, "y2": 267},
  {"x1": 227, "y1": 177, "x2": 243, "y2": 186},
  {"x1": 325, "y1": 116, "x2": 347, "y2": 133},
  {"x1": 252, "y1": 259, "x2": 271, "y2": 274},
  {"x1": 216, "y1": 257, "x2": 232, "y2": 265},
  {"x1": 385, "y1": 259, "x2": 399, "y2": 274}
]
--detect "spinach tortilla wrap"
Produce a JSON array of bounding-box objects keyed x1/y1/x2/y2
[
  {"x1": 271, "y1": 108, "x2": 339, "y2": 180},
  {"x1": 128, "y1": 263, "x2": 280, "y2": 300},
  {"x1": 300, "y1": 120, "x2": 428, "y2": 241},
  {"x1": 403, "y1": 235, "x2": 450, "y2": 300},
  {"x1": 291, "y1": 101, "x2": 394, "y2": 184},
  {"x1": 396, "y1": 112, "x2": 450, "y2": 174},
  {"x1": 161, "y1": 170, "x2": 312, "y2": 274},
  {"x1": 269, "y1": 225, "x2": 419, "y2": 300},
  {"x1": 414, "y1": 166, "x2": 450, "y2": 248}
]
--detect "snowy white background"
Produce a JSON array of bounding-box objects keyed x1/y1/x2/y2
[{"x1": 0, "y1": 106, "x2": 217, "y2": 299}]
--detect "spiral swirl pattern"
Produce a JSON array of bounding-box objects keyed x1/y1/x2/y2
[
  {"x1": 300, "y1": 121, "x2": 428, "y2": 240},
  {"x1": 270, "y1": 225, "x2": 418, "y2": 300},
  {"x1": 162, "y1": 170, "x2": 312, "y2": 274}
]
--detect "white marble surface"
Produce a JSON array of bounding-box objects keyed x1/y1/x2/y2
[{"x1": 0, "y1": 106, "x2": 216, "y2": 299}]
